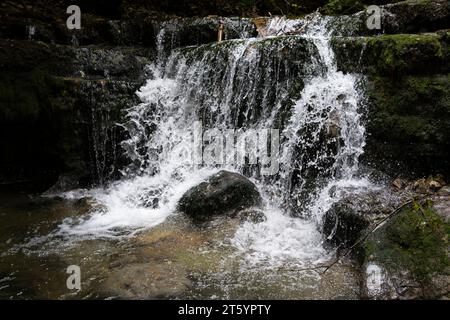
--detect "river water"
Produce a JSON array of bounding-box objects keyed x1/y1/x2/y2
[{"x1": 0, "y1": 13, "x2": 375, "y2": 299}]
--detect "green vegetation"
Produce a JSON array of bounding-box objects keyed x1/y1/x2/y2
[
  {"x1": 368, "y1": 34, "x2": 443, "y2": 75},
  {"x1": 364, "y1": 201, "x2": 449, "y2": 290},
  {"x1": 333, "y1": 33, "x2": 447, "y2": 76}
]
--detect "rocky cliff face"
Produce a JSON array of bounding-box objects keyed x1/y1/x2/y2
[
  {"x1": 0, "y1": 38, "x2": 152, "y2": 192},
  {"x1": 332, "y1": 0, "x2": 450, "y2": 178},
  {"x1": 0, "y1": 1, "x2": 259, "y2": 192},
  {"x1": 0, "y1": 0, "x2": 449, "y2": 187},
  {"x1": 326, "y1": 0, "x2": 450, "y2": 299}
]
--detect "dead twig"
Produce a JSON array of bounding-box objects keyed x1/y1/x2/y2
[
  {"x1": 289, "y1": 196, "x2": 427, "y2": 275},
  {"x1": 319, "y1": 196, "x2": 427, "y2": 274}
]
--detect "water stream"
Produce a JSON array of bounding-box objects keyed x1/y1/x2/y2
[{"x1": 0, "y1": 13, "x2": 374, "y2": 299}]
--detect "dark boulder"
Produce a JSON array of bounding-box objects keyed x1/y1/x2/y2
[
  {"x1": 323, "y1": 199, "x2": 371, "y2": 249},
  {"x1": 322, "y1": 188, "x2": 409, "y2": 249},
  {"x1": 177, "y1": 171, "x2": 262, "y2": 220},
  {"x1": 327, "y1": 0, "x2": 450, "y2": 37}
]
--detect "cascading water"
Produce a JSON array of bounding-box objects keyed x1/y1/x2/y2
[{"x1": 54, "y1": 13, "x2": 370, "y2": 271}]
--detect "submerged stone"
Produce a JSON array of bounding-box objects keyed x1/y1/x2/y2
[{"x1": 102, "y1": 262, "x2": 192, "y2": 299}]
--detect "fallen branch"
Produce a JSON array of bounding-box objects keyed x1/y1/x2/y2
[
  {"x1": 320, "y1": 196, "x2": 426, "y2": 274},
  {"x1": 288, "y1": 196, "x2": 427, "y2": 275}
]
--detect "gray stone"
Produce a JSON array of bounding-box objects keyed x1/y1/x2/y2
[{"x1": 177, "y1": 170, "x2": 262, "y2": 220}]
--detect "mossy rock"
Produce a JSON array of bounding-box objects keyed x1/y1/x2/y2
[
  {"x1": 325, "y1": 0, "x2": 449, "y2": 34},
  {"x1": 332, "y1": 32, "x2": 449, "y2": 77},
  {"x1": 361, "y1": 74, "x2": 450, "y2": 177},
  {"x1": 322, "y1": 188, "x2": 407, "y2": 251},
  {"x1": 0, "y1": 39, "x2": 149, "y2": 191},
  {"x1": 361, "y1": 201, "x2": 450, "y2": 299},
  {"x1": 174, "y1": 35, "x2": 316, "y2": 129},
  {"x1": 332, "y1": 33, "x2": 450, "y2": 177}
]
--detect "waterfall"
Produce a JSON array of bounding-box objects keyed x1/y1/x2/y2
[{"x1": 57, "y1": 14, "x2": 369, "y2": 268}]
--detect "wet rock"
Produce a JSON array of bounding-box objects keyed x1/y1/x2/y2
[
  {"x1": 412, "y1": 178, "x2": 430, "y2": 194},
  {"x1": 73, "y1": 197, "x2": 106, "y2": 214},
  {"x1": 43, "y1": 173, "x2": 83, "y2": 194},
  {"x1": 102, "y1": 262, "x2": 192, "y2": 299},
  {"x1": 71, "y1": 46, "x2": 154, "y2": 82},
  {"x1": 328, "y1": 0, "x2": 450, "y2": 36},
  {"x1": 360, "y1": 201, "x2": 450, "y2": 299},
  {"x1": 392, "y1": 178, "x2": 406, "y2": 190},
  {"x1": 325, "y1": 110, "x2": 341, "y2": 139},
  {"x1": 0, "y1": 39, "x2": 148, "y2": 190},
  {"x1": 431, "y1": 186, "x2": 450, "y2": 223},
  {"x1": 382, "y1": 0, "x2": 450, "y2": 35},
  {"x1": 333, "y1": 32, "x2": 449, "y2": 77},
  {"x1": 433, "y1": 198, "x2": 450, "y2": 223},
  {"x1": 410, "y1": 176, "x2": 446, "y2": 194},
  {"x1": 344, "y1": 35, "x2": 450, "y2": 179},
  {"x1": 332, "y1": 44, "x2": 450, "y2": 177},
  {"x1": 322, "y1": 188, "x2": 409, "y2": 249},
  {"x1": 238, "y1": 209, "x2": 267, "y2": 224},
  {"x1": 154, "y1": 17, "x2": 256, "y2": 54},
  {"x1": 437, "y1": 185, "x2": 450, "y2": 197},
  {"x1": 177, "y1": 171, "x2": 262, "y2": 220},
  {"x1": 429, "y1": 180, "x2": 443, "y2": 192}
]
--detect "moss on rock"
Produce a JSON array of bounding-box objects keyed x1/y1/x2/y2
[
  {"x1": 333, "y1": 32, "x2": 449, "y2": 76},
  {"x1": 361, "y1": 74, "x2": 450, "y2": 177},
  {"x1": 332, "y1": 32, "x2": 450, "y2": 177},
  {"x1": 361, "y1": 201, "x2": 450, "y2": 298},
  {"x1": 0, "y1": 39, "x2": 148, "y2": 191}
]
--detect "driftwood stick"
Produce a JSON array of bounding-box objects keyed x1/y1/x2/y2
[
  {"x1": 319, "y1": 196, "x2": 426, "y2": 274},
  {"x1": 288, "y1": 196, "x2": 430, "y2": 275}
]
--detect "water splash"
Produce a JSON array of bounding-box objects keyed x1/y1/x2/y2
[
  {"x1": 54, "y1": 14, "x2": 370, "y2": 269},
  {"x1": 231, "y1": 15, "x2": 369, "y2": 267}
]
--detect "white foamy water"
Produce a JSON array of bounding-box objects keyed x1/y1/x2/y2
[
  {"x1": 230, "y1": 15, "x2": 369, "y2": 267},
  {"x1": 57, "y1": 168, "x2": 219, "y2": 239},
  {"x1": 232, "y1": 206, "x2": 331, "y2": 269},
  {"x1": 49, "y1": 14, "x2": 371, "y2": 269}
]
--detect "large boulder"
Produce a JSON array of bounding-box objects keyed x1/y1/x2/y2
[
  {"x1": 177, "y1": 170, "x2": 262, "y2": 220},
  {"x1": 322, "y1": 183, "x2": 450, "y2": 299},
  {"x1": 322, "y1": 187, "x2": 410, "y2": 249},
  {"x1": 360, "y1": 201, "x2": 450, "y2": 299}
]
